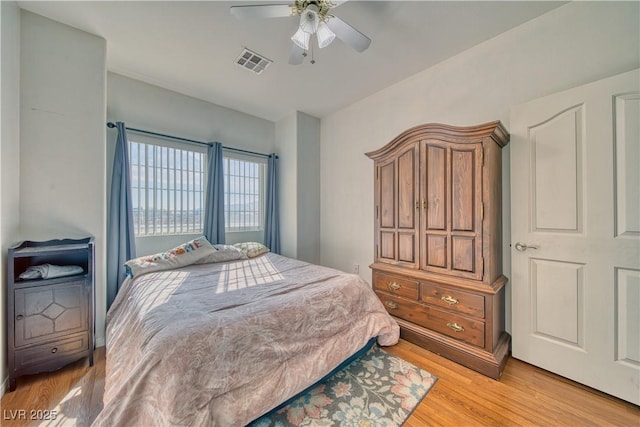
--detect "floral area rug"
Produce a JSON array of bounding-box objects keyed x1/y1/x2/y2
[{"x1": 249, "y1": 344, "x2": 437, "y2": 427}]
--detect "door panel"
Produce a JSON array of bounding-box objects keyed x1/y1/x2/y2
[
  {"x1": 379, "y1": 232, "x2": 395, "y2": 260},
  {"x1": 421, "y1": 141, "x2": 482, "y2": 279},
  {"x1": 426, "y1": 234, "x2": 447, "y2": 268},
  {"x1": 511, "y1": 69, "x2": 640, "y2": 405},
  {"x1": 379, "y1": 161, "x2": 395, "y2": 229},
  {"x1": 615, "y1": 267, "x2": 640, "y2": 365},
  {"x1": 452, "y1": 236, "x2": 475, "y2": 273},
  {"x1": 398, "y1": 149, "x2": 416, "y2": 229},
  {"x1": 376, "y1": 146, "x2": 419, "y2": 267},
  {"x1": 614, "y1": 93, "x2": 640, "y2": 237},
  {"x1": 531, "y1": 105, "x2": 583, "y2": 232},
  {"x1": 451, "y1": 149, "x2": 475, "y2": 232},
  {"x1": 531, "y1": 258, "x2": 584, "y2": 347},
  {"x1": 426, "y1": 145, "x2": 447, "y2": 230},
  {"x1": 398, "y1": 233, "x2": 416, "y2": 263},
  {"x1": 15, "y1": 281, "x2": 86, "y2": 347}
]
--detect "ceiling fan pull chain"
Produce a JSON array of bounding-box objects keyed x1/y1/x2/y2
[{"x1": 311, "y1": 42, "x2": 316, "y2": 64}]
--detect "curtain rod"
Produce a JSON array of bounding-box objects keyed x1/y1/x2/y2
[{"x1": 106, "y1": 122, "x2": 274, "y2": 159}]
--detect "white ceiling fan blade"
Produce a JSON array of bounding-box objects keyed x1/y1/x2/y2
[
  {"x1": 230, "y1": 4, "x2": 292, "y2": 20},
  {"x1": 288, "y1": 43, "x2": 305, "y2": 65},
  {"x1": 325, "y1": 15, "x2": 371, "y2": 52}
]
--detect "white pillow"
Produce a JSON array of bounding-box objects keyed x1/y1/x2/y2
[
  {"x1": 233, "y1": 242, "x2": 270, "y2": 258},
  {"x1": 125, "y1": 236, "x2": 217, "y2": 277},
  {"x1": 195, "y1": 244, "x2": 248, "y2": 264}
]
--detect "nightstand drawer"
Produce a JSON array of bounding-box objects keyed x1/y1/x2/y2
[
  {"x1": 14, "y1": 333, "x2": 89, "y2": 371},
  {"x1": 373, "y1": 272, "x2": 419, "y2": 300},
  {"x1": 420, "y1": 282, "x2": 485, "y2": 318}
]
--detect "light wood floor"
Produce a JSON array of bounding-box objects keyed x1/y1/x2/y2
[{"x1": 1, "y1": 340, "x2": 638, "y2": 426}]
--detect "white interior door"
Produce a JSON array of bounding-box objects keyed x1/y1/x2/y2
[{"x1": 510, "y1": 69, "x2": 640, "y2": 405}]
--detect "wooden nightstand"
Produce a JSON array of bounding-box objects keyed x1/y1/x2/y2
[{"x1": 7, "y1": 238, "x2": 94, "y2": 392}]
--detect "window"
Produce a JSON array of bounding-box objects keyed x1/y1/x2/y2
[
  {"x1": 129, "y1": 137, "x2": 206, "y2": 236},
  {"x1": 223, "y1": 152, "x2": 267, "y2": 232},
  {"x1": 127, "y1": 135, "x2": 266, "y2": 237}
]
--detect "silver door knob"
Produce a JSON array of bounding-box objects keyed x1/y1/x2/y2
[{"x1": 514, "y1": 242, "x2": 539, "y2": 252}]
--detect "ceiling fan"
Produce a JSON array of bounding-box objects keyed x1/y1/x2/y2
[{"x1": 230, "y1": 0, "x2": 371, "y2": 65}]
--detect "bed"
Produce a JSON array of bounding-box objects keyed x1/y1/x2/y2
[{"x1": 92, "y1": 251, "x2": 400, "y2": 426}]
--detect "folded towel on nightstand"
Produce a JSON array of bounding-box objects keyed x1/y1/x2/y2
[{"x1": 19, "y1": 264, "x2": 83, "y2": 280}]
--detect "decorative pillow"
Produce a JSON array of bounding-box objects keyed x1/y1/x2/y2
[
  {"x1": 233, "y1": 242, "x2": 270, "y2": 258},
  {"x1": 195, "y1": 244, "x2": 248, "y2": 264},
  {"x1": 125, "y1": 236, "x2": 217, "y2": 277}
]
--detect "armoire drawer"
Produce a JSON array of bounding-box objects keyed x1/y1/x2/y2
[
  {"x1": 420, "y1": 282, "x2": 485, "y2": 318},
  {"x1": 377, "y1": 291, "x2": 485, "y2": 348},
  {"x1": 419, "y1": 305, "x2": 485, "y2": 347},
  {"x1": 372, "y1": 272, "x2": 419, "y2": 300}
]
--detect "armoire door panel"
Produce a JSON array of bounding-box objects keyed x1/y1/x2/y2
[
  {"x1": 451, "y1": 149, "x2": 476, "y2": 232},
  {"x1": 398, "y1": 148, "x2": 417, "y2": 229},
  {"x1": 452, "y1": 236, "x2": 475, "y2": 273},
  {"x1": 426, "y1": 234, "x2": 447, "y2": 268},
  {"x1": 425, "y1": 144, "x2": 447, "y2": 231},
  {"x1": 379, "y1": 232, "x2": 396, "y2": 260},
  {"x1": 398, "y1": 233, "x2": 416, "y2": 263},
  {"x1": 379, "y1": 162, "x2": 396, "y2": 229}
]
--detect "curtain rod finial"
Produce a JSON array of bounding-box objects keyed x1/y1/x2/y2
[{"x1": 107, "y1": 122, "x2": 116, "y2": 128}]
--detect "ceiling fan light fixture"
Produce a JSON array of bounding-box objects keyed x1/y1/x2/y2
[
  {"x1": 299, "y1": 9, "x2": 319, "y2": 34},
  {"x1": 316, "y1": 21, "x2": 336, "y2": 48},
  {"x1": 291, "y1": 27, "x2": 311, "y2": 50}
]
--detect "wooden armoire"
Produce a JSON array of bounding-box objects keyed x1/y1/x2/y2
[{"x1": 366, "y1": 121, "x2": 510, "y2": 379}]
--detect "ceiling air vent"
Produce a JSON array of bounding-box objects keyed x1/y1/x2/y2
[{"x1": 235, "y1": 48, "x2": 273, "y2": 74}]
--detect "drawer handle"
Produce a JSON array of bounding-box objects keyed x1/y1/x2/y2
[
  {"x1": 385, "y1": 300, "x2": 398, "y2": 309},
  {"x1": 51, "y1": 347, "x2": 58, "y2": 354},
  {"x1": 447, "y1": 322, "x2": 465, "y2": 333},
  {"x1": 16, "y1": 314, "x2": 24, "y2": 321},
  {"x1": 441, "y1": 295, "x2": 459, "y2": 305},
  {"x1": 387, "y1": 282, "x2": 401, "y2": 291}
]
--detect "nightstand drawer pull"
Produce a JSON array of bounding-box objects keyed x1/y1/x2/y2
[
  {"x1": 441, "y1": 295, "x2": 459, "y2": 305},
  {"x1": 387, "y1": 282, "x2": 401, "y2": 291},
  {"x1": 51, "y1": 347, "x2": 58, "y2": 354},
  {"x1": 447, "y1": 322, "x2": 465, "y2": 332},
  {"x1": 385, "y1": 300, "x2": 398, "y2": 309},
  {"x1": 16, "y1": 314, "x2": 24, "y2": 320}
]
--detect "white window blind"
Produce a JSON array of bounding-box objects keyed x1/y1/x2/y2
[
  {"x1": 223, "y1": 152, "x2": 266, "y2": 232},
  {"x1": 129, "y1": 138, "x2": 206, "y2": 236}
]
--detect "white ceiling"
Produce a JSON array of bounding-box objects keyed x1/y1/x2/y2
[{"x1": 17, "y1": 1, "x2": 565, "y2": 122}]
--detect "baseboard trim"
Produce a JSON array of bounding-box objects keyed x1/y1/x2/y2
[{"x1": 95, "y1": 336, "x2": 105, "y2": 347}]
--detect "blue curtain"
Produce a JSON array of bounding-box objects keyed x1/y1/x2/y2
[
  {"x1": 107, "y1": 122, "x2": 136, "y2": 309},
  {"x1": 264, "y1": 154, "x2": 280, "y2": 253},
  {"x1": 204, "y1": 142, "x2": 225, "y2": 244}
]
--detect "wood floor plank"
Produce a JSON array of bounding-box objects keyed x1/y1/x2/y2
[{"x1": 1, "y1": 341, "x2": 638, "y2": 426}]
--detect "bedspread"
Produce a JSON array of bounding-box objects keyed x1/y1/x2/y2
[{"x1": 92, "y1": 253, "x2": 399, "y2": 426}]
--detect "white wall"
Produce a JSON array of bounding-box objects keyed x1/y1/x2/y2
[
  {"x1": 20, "y1": 11, "x2": 107, "y2": 344},
  {"x1": 296, "y1": 112, "x2": 320, "y2": 264},
  {"x1": 275, "y1": 112, "x2": 298, "y2": 258},
  {"x1": 320, "y1": 2, "x2": 640, "y2": 332},
  {"x1": 107, "y1": 72, "x2": 275, "y2": 255},
  {"x1": 274, "y1": 111, "x2": 321, "y2": 263},
  {"x1": 0, "y1": 0, "x2": 21, "y2": 396}
]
